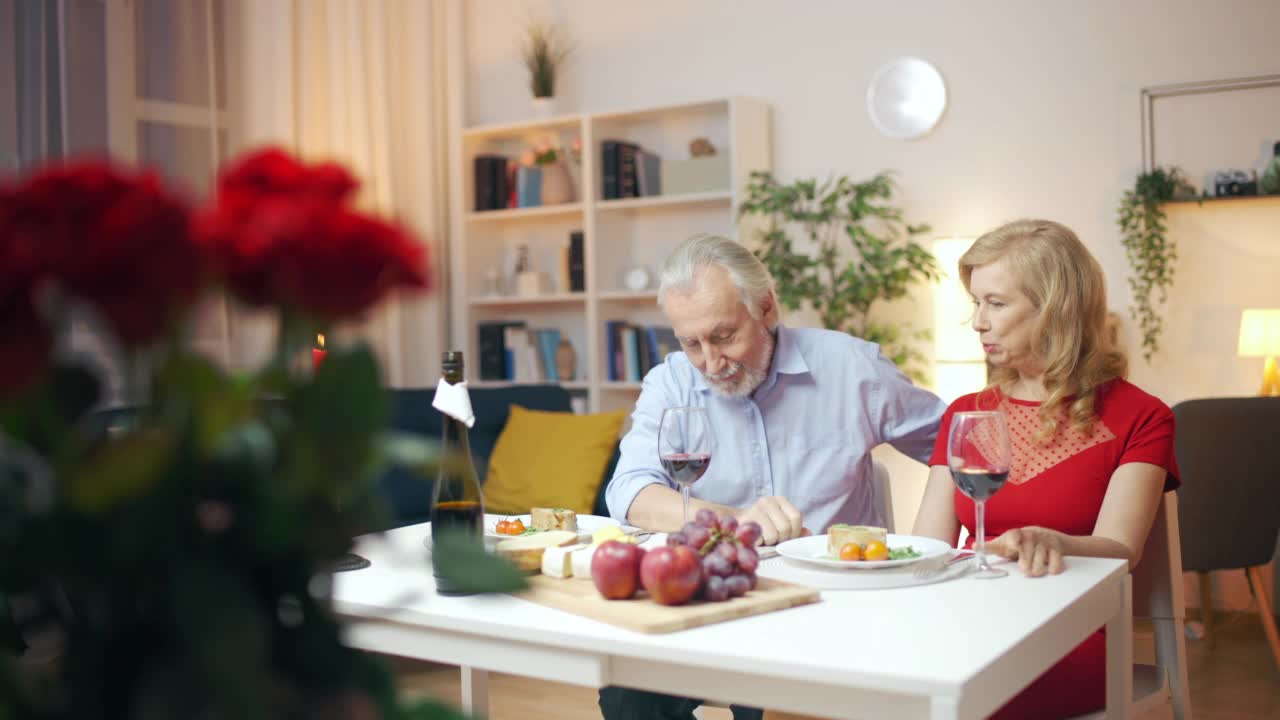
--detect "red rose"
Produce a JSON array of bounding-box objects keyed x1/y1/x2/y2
[
  {"x1": 0, "y1": 185, "x2": 52, "y2": 396},
  {"x1": 199, "y1": 148, "x2": 429, "y2": 321},
  {"x1": 0, "y1": 162, "x2": 201, "y2": 347}
]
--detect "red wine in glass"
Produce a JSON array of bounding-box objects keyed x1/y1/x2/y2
[
  {"x1": 658, "y1": 406, "x2": 713, "y2": 523},
  {"x1": 950, "y1": 468, "x2": 1008, "y2": 502},
  {"x1": 660, "y1": 453, "x2": 712, "y2": 489},
  {"x1": 947, "y1": 410, "x2": 1012, "y2": 579}
]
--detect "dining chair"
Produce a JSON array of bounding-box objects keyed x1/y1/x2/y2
[
  {"x1": 1172, "y1": 396, "x2": 1280, "y2": 672},
  {"x1": 1074, "y1": 492, "x2": 1192, "y2": 720}
]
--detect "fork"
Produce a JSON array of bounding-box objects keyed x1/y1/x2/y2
[{"x1": 912, "y1": 551, "x2": 974, "y2": 579}]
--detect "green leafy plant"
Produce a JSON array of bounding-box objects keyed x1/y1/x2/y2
[
  {"x1": 520, "y1": 21, "x2": 571, "y2": 99},
  {"x1": 739, "y1": 171, "x2": 940, "y2": 383},
  {"x1": 1116, "y1": 166, "x2": 1197, "y2": 362}
]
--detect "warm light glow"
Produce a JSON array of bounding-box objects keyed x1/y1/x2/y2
[
  {"x1": 1237, "y1": 309, "x2": 1280, "y2": 357},
  {"x1": 931, "y1": 237, "x2": 986, "y2": 403},
  {"x1": 1238, "y1": 309, "x2": 1280, "y2": 397},
  {"x1": 317, "y1": 333, "x2": 326, "y2": 349}
]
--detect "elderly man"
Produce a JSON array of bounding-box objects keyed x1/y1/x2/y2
[{"x1": 599, "y1": 234, "x2": 946, "y2": 720}]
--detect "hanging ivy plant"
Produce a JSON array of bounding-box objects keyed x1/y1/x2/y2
[{"x1": 1116, "y1": 166, "x2": 1197, "y2": 363}]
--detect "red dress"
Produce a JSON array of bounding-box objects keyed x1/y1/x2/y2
[{"x1": 928, "y1": 379, "x2": 1180, "y2": 719}]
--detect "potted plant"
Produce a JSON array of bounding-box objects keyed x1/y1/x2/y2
[
  {"x1": 738, "y1": 171, "x2": 940, "y2": 383},
  {"x1": 520, "y1": 21, "x2": 571, "y2": 116},
  {"x1": 1116, "y1": 166, "x2": 1197, "y2": 362},
  {"x1": 0, "y1": 150, "x2": 523, "y2": 718}
]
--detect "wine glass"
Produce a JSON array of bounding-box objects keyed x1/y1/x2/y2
[
  {"x1": 657, "y1": 406, "x2": 713, "y2": 524},
  {"x1": 947, "y1": 410, "x2": 1012, "y2": 579}
]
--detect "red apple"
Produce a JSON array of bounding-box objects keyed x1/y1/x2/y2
[
  {"x1": 639, "y1": 545, "x2": 702, "y2": 606},
  {"x1": 591, "y1": 540, "x2": 645, "y2": 600}
]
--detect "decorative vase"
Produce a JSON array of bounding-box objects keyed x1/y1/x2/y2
[
  {"x1": 532, "y1": 96, "x2": 556, "y2": 118},
  {"x1": 540, "y1": 161, "x2": 575, "y2": 205}
]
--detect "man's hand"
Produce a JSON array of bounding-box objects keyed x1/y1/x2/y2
[
  {"x1": 985, "y1": 526, "x2": 1067, "y2": 577},
  {"x1": 735, "y1": 496, "x2": 807, "y2": 546}
]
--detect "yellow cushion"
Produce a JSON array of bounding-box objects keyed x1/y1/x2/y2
[{"x1": 483, "y1": 404, "x2": 627, "y2": 515}]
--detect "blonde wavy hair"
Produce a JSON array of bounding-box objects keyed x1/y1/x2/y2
[{"x1": 960, "y1": 219, "x2": 1127, "y2": 440}]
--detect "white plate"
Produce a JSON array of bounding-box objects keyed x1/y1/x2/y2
[
  {"x1": 775, "y1": 533, "x2": 951, "y2": 570},
  {"x1": 483, "y1": 512, "x2": 620, "y2": 540}
]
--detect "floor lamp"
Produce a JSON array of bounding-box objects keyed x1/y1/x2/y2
[{"x1": 1238, "y1": 309, "x2": 1280, "y2": 397}]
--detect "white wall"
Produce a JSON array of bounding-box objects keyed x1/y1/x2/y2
[{"x1": 462, "y1": 0, "x2": 1280, "y2": 605}]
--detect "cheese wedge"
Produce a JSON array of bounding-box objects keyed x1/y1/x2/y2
[
  {"x1": 531, "y1": 507, "x2": 578, "y2": 532},
  {"x1": 541, "y1": 542, "x2": 588, "y2": 578},
  {"x1": 570, "y1": 544, "x2": 597, "y2": 579},
  {"x1": 496, "y1": 531, "x2": 579, "y2": 573},
  {"x1": 826, "y1": 524, "x2": 887, "y2": 556}
]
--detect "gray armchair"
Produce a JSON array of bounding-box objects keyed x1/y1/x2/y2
[{"x1": 1172, "y1": 396, "x2": 1280, "y2": 671}]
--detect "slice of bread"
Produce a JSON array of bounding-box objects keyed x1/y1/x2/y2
[
  {"x1": 531, "y1": 507, "x2": 578, "y2": 532},
  {"x1": 496, "y1": 530, "x2": 579, "y2": 573},
  {"x1": 826, "y1": 524, "x2": 887, "y2": 556}
]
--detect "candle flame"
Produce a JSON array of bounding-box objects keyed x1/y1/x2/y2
[{"x1": 317, "y1": 333, "x2": 325, "y2": 349}]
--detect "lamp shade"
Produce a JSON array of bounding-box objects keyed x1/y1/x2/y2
[{"x1": 1237, "y1": 309, "x2": 1280, "y2": 357}]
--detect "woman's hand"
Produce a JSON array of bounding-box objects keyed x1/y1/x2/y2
[{"x1": 985, "y1": 526, "x2": 1067, "y2": 577}]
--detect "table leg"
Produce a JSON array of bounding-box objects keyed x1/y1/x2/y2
[
  {"x1": 1104, "y1": 574, "x2": 1133, "y2": 719},
  {"x1": 461, "y1": 665, "x2": 489, "y2": 717}
]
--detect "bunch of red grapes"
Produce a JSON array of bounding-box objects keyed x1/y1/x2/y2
[{"x1": 667, "y1": 509, "x2": 762, "y2": 602}]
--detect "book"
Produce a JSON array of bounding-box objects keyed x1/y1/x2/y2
[
  {"x1": 618, "y1": 142, "x2": 641, "y2": 198},
  {"x1": 478, "y1": 321, "x2": 525, "y2": 379},
  {"x1": 601, "y1": 140, "x2": 620, "y2": 199},
  {"x1": 535, "y1": 329, "x2": 562, "y2": 382},
  {"x1": 568, "y1": 230, "x2": 585, "y2": 292},
  {"x1": 473, "y1": 155, "x2": 508, "y2": 211},
  {"x1": 637, "y1": 150, "x2": 662, "y2": 197},
  {"x1": 516, "y1": 166, "x2": 543, "y2": 208}
]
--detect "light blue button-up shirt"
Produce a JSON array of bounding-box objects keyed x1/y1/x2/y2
[{"x1": 605, "y1": 325, "x2": 947, "y2": 532}]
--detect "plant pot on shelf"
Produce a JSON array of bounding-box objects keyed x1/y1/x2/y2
[
  {"x1": 540, "y1": 161, "x2": 575, "y2": 205},
  {"x1": 532, "y1": 96, "x2": 556, "y2": 118}
]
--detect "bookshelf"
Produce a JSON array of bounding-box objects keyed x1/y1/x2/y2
[{"x1": 449, "y1": 97, "x2": 772, "y2": 414}]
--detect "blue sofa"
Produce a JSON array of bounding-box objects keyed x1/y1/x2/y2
[{"x1": 379, "y1": 385, "x2": 621, "y2": 528}]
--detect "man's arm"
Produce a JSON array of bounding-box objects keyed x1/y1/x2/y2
[
  {"x1": 604, "y1": 362, "x2": 686, "y2": 526},
  {"x1": 871, "y1": 352, "x2": 947, "y2": 463}
]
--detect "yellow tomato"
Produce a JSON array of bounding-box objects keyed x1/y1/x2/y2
[
  {"x1": 838, "y1": 542, "x2": 863, "y2": 561},
  {"x1": 863, "y1": 540, "x2": 889, "y2": 561}
]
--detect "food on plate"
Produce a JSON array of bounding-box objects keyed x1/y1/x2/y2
[
  {"x1": 639, "y1": 545, "x2": 702, "y2": 606},
  {"x1": 826, "y1": 524, "x2": 887, "y2": 557},
  {"x1": 591, "y1": 525, "x2": 632, "y2": 545},
  {"x1": 495, "y1": 530, "x2": 579, "y2": 573},
  {"x1": 531, "y1": 507, "x2": 578, "y2": 532},
  {"x1": 495, "y1": 517, "x2": 527, "y2": 536},
  {"x1": 591, "y1": 540, "x2": 646, "y2": 599},
  {"x1": 541, "y1": 542, "x2": 588, "y2": 578},
  {"x1": 838, "y1": 542, "x2": 863, "y2": 561},
  {"x1": 862, "y1": 540, "x2": 889, "y2": 562}
]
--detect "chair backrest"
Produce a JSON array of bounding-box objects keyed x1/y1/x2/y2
[
  {"x1": 1172, "y1": 396, "x2": 1280, "y2": 571},
  {"x1": 1132, "y1": 492, "x2": 1192, "y2": 719},
  {"x1": 872, "y1": 459, "x2": 894, "y2": 533}
]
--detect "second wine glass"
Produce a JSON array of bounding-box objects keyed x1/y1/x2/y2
[
  {"x1": 657, "y1": 406, "x2": 713, "y2": 524},
  {"x1": 947, "y1": 410, "x2": 1012, "y2": 579}
]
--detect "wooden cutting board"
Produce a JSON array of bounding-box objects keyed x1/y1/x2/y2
[{"x1": 517, "y1": 575, "x2": 820, "y2": 634}]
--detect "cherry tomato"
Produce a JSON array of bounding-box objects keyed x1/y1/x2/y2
[
  {"x1": 838, "y1": 542, "x2": 863, "y2": 561},
  {"x1": 495, "y1": 519, "x2": 513, "y2": 535},
  {"x1": 509, "y1": 519, "x2": 526, "y2": 534},
  {"x1": 863, "y1": 540, "x2": 889, "y2": 561}
]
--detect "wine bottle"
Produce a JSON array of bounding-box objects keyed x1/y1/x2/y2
[{"x1": 430, "y1": 350, "x2": 485, "y2": 595}]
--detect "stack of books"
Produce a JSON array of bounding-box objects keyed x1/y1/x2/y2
[
  {"x1": 603, "y1": 322, "x2": 679, "y2": 381},
  {"x1": 601, "y1": 140, "x2": 662, "y2": 200}
]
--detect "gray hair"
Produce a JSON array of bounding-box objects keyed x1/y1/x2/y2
[{"x1": 658, "y1": 234, "x2": 777, "y2": 322}]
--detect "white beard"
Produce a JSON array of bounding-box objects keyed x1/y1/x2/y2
[{"x1": 703, "y1": 326, "x2": 775, "y2": 398}]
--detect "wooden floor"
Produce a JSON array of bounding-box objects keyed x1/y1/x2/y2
[{"x1": 390, "y1": 610, "x2": 1280, "y2": 719}]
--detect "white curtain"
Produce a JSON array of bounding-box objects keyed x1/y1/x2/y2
[{"x1": 229, "y1": 0, "x2": 452, "y2": 387}]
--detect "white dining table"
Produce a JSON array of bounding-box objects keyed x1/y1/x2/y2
[{"x1": 332, "y1": 523, "x2": 1132, "y2": 720}]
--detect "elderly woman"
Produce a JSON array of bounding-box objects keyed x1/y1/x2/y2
[
  {"x1": 911, "y1": 218, "x2": 1179, "y2": 718},
  {"x1": 768, "y1": 219, "x2": 1179, "y2": 720}
]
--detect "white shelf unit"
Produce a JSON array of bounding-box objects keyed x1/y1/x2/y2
[{"x1": 450, "y1": 97, "x2": 771, "y2": 413}]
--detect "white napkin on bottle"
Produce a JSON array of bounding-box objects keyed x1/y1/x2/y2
[{"x1": 432, "y1": 378, "x2": 475, "y2": 428}]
